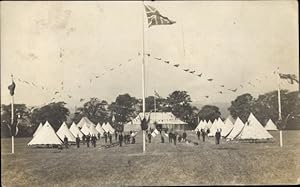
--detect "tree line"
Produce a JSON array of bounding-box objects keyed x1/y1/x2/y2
[{"x1": 1, "y1": 90, "x2": 299, "y2": 137}]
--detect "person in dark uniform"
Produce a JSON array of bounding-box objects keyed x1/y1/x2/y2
[
  {"x1": 115, "y1": 131, "x2": 118, "y2": 141},
  {"x1": 148, "y1": 132, "x2": 152, "y2": 143},
  {"x1": 173, "y1": 133, "x2": 177, "y2": 145},
  {"x1": 197, "y1": 130, "x2": 201, "y2": 140},
  {"x1": 97, "y1": 132, "x2": 101, "y2": 140},
  {"x1": 161, "y1": 134, "x2": 165, "y2": 143},
  {"x1": 82, "y1": 134, "x2": 86, "y2": 145},
  {"x1": 201, "y1": 129, "x2": 206, "y2": 142},
  {"x1": 119, "y1": 133, "x2": 123, "y2": 147},
  {"x1": 76, "y1": 134, "x2": 80, "y2": 148},
  {"x1": 206, "y1": 128, "x2": 210, "y2": 138},
  {"x1": 104, "y1": 132, "x2": 107, "y2": 143},
  {"x1": 94, "y1": 135, "x2": 97, "y2": 147},
  {"x1": 168, "y1": 132, "x2": 172, "y2": 143},
  {"x1": 127, "y1": 134, "x2": 131, "y2": 144},
  {"x1": 86, "y1": 133, "x2": 91, "y2": 147},
  {"x1": 182, "y1": 131, "x2": 187, "y2": 142},
  {"x1": 215, "y1": 129, "x2": 221, "y2": 145},
  {"x1": 64, "y1": 135, "x2": 68, "y2": 149},
  {"x1": 109, "y1": 132, "x2": 112, "y2": 144}
]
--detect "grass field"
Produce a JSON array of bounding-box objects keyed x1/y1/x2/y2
[{"x1": 1, "y1": 130, "x2": 300, "y2": 186}]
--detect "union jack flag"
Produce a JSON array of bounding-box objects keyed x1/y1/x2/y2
[{"x1": 144, "y1": 5, "x2": 176, "y2": 27}]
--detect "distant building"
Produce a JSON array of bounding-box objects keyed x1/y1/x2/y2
[{"x1": 124, "y1": 112, "x2": 187, "y2": 132}]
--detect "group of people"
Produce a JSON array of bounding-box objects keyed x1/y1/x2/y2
[
  {"x1": 196, "y1": 128, "x2": 222, "y2": 144},
  {"x1": 118, "y1": 131, "x2": 136, "y2": 146},
  {"x1": 145, "y1": 129, "x2": 190, "y2": 146},
  {"x1": 61, "y1": 127, "x2": 223, "y2": 150}
]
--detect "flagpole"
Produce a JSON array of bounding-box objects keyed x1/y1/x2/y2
[
  {"x1": 142, "y1": 0, "x2": 146, "y2": 153},
  {"x1": 11, "y1": 74, "x2": 15, "y2": 154},
  {"x1": 277, "y1": 67, "x2": 283, "y2": 147}
]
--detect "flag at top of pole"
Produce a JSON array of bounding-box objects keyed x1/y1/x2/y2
[
  {"x1": 8, "y1": 77, "x2": 16, "y2": 96},
  {"x1": 144, "y1": 4, "x2": 176, "y2": 27}
]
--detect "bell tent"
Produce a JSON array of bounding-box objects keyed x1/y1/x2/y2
[
  {"x1": 226, "y1": 117, "x2": 245, "y2": 140},
  {"x1": 236, "y1": 113, "x2": 273, "y2": 140},
  {"x1": 33, "y1": 122, "x2": 43, "y2": 137},
  {"x1": 28, "y1": 121, "x2": 62, "y2": 146},
  {"x1": 69, "y1": 122, "x2": 84, "y2": 139},
  {"x1": 56, "y1": 122, "x2": 76, "y2": 143},
  {"x1": 265, "y1": 119, "x2": 278, "y2": 131}
]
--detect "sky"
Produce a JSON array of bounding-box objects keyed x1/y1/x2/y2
[{"x1": 1, "y1": 1, "x2": 299, "y2": 112}]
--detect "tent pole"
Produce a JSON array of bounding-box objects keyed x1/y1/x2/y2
[
  {"x1": 277, "y1": 67, "x2": 283, "y2": 147},
  {"x1": 142, "y1": 1, "x2": 146, "y2": 153}
]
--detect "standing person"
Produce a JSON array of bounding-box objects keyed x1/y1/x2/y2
[
  {"x1": 97, "y1": 132, "x2": 101, "y2": 140},
  {"x1": 173, "y1": 132, "x2": 177, "y2": 145},
  {"x1": 161, "y1": 134, "x2": 164, "y2": 143},
  {"x1": 64, "y1": 135, "x2": 69, "y2": 149},
  {"x1": 115, "y1": 131, "x2": 118, "y2": 141},
  {"x1": 206, "y1": 128, "x2": 210, "y2": 138},
  {"x1": 197, "y1": 130, "x2": 201, "y2": 140},
  {"x1": 76, "y1": 135, "x2": 80, "y2": 148},
  {"x1": 104, "y1": 132, "x2": 107, "y2": 143},
  {"x1": 148, "y1": 132, "x2": 152, "y2": 143},
  {"x1": 215, "y1": 129, "x2": 221, "y2": 145},
  {"x1": 109, "y1": 132, "x2": 112, "y2": 144},
  {"x1": 93, "y1": 135, "x2": 97, "y2": 147},
  {"x1": 201, "y1": 129, "x2": 206, "y2": 142},
  {"x1": 86, "y1": 133, "x2": 91, "y2": 148},
  {"x1": 182, "y1": 131, "x2": 187, "y2": 142},
  {"x1": 124, "y1": 134, "x2": 127, "y2": 144},
  {"x1": 168, "y1": 132, "x2": 172, "y2": 143},
  {"x1": 119, "y1": 133, "x2": 123, "y2": 147},
  {"x1": 82, "y1": 134, "x2": 86, "y2": 145},
  {"x1": 131, "y1": 132, "x2": 136, "y2": 144}
]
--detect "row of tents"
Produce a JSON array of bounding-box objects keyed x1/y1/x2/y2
[
  {"x1": 194, "y1": 113, "x2": 277, "y2": 141},
  {"x1": 28, "y1": 117, "x2": 115, "y2": 146}
]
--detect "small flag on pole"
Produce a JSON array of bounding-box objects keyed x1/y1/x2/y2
[
  {"x1": 279, "y1": 73, "x2": 299, "y2": 84},
  {"x1": 144, "y1": 5, "x2": 176, "y2": 27},
  {"x1": 8, "y1": 80, "x2": 16, "y2": 96}
]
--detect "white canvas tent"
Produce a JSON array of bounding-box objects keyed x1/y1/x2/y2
[
  {"x1": 28, "y1": 121, "x2": 62, "y2": 146},
  {"x1": 80, "y1": 122, "x2": 91, "y2": 136},
  {"x1": 96, "y1": 123, "x2": 105, "y2": 135},
  {"x1": 221, "y1": 117, "x2": 234, "y2": 137},
  {"x1": 76, "y1": 117, "x2": 95, "y2": 128},
  {"x1": 236, "y1": 113, "x2": 273, "y2": 140},
  {"x1": 89, "y1": 124, "x2": 100, "y2": 137},
  {"x1": 56, "y1": 122, "x2": 76, "y2": 143},
  {"x1": 195, "y1": 120, "x2": 206, "y2": 131},
  {"x1": 33, "y1": 122, "x2": 43, "y2": 137},
  {"x1": 69, "y1": 122, "x2": 84, "y2": 139},
  {"x1": 208, "y1": 118, "x2": 224, "y2": 137},
  {"x1": 102, "y1": 122, "x2": 115, "y2": 134},
  {"x1": 226, "y1": 117, "x2": 245, "y2": 140},
  {"x1": 206, "y1": 120, "x2": 213, "y2": 129},
  {"x1": 265, "y1": 119, "x2": 278, "y2": 131}
]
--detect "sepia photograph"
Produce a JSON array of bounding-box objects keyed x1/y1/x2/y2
[{"x1": 1, "y1": 0, "x2": 299, "y2": 186}]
